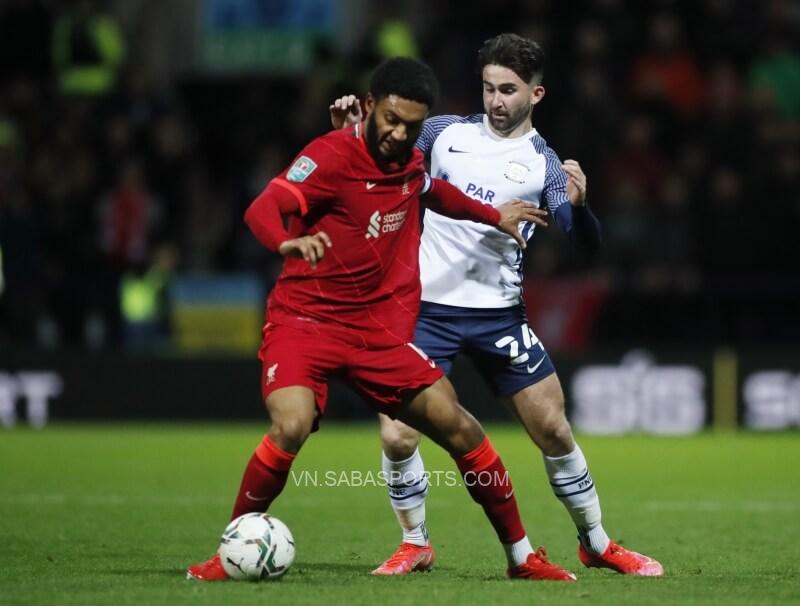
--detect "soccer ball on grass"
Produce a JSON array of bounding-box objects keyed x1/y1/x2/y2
[{"x1": 218, "y1": 512, "x2": 295, "y2": 580}]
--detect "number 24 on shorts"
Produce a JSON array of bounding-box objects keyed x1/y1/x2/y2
[{"x1": 494, "y1": 323, "x2": 540, "y2": 365}]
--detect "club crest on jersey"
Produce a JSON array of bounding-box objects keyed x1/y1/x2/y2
[
  {"x1": 504, "y1": 160, "x2": 530, "y2": 184},
  {"x1": 266, "y1": 363, "x2": 278, "y2": 385},
  {"x1": 287, "y1": 156, "x2": 317, "y2": 182}
]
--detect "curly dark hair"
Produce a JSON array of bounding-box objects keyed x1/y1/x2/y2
[
  {"x1": 369, "y1": 57, "x2": 439, "y2": 108},
  {"x1": 477, "y1": 33, "x2": 545, "y2": 84}
]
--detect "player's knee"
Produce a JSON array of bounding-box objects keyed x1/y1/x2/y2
[
  {"x1": 540, "y1": 412, "x2": 575, "y2": 455},
  {"x1": 381, "y1": 423, "x2": 420, "y2": 460},
  {"x1": 548, "y1": 417, "x2": 574, "y2": 447},
  {"x1": 269, "y1": 416, "x2": 313, "y2": 452}
]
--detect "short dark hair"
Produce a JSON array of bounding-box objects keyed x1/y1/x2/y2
[
  {"x1": 477, "y1": 33, "x2": 545, "y2": 84},
  {"x1": 369, "y1": 57, "x2": 439, "y2": 108}
]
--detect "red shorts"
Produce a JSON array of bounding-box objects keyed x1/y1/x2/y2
[{"x1": 258, "y1": 322, "x2": 443, "y2": 416}]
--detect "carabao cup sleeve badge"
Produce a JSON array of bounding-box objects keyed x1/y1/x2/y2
[{"x1": 287, "y1": 156, "x2": 318, "y2": 182}]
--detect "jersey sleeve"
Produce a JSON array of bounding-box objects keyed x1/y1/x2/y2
[
  {"x1": 272, "y1": 137, "x2": 343, "y2": 216},
  {"x1": 531, "y1": 134, "x2": 601, "y2": 250},
  {"x1": 554, "y1": 203, "x2": 602, "y2": 252},
  {"x1": 532, "y1": 137, "x2": 571, "y2": 217},
  {"x1": 415, "y1": 114, "x2": 482, "y2": 157}
]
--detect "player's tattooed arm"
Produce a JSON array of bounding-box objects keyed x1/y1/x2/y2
[{"x1": 329, "y1": 95, "x2": 363, "y2": 129}]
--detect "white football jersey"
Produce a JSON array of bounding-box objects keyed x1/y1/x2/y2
[{"x1": 416, "y1": 114, "x2": 571, "y2": 308}]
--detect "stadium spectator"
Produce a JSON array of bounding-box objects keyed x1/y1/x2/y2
[
  {"x1": 52, "y1": 0, "x2": 126, "y2": 97},
  {"x1": 628, "y1": 11, "x2": 705, "y2": 119},
  {"x1": 748, "y1": 28, "x2": 800, "y2": 120},
  {"x1": 601, "y1": 113, "x2": 668, "y2": 202}
]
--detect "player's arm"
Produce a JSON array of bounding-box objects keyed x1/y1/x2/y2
[
  {"x1": 245, "y1": 141, "x2": 340, "y2": 268},
  {"x1": 561, "y1": 159, "x2": 602, "y2": 251},
  {"x1": 547, "y1": 158, "x2": 602, "y2": 253},
  {"x1": 423, "y1": 177, "x2": 548, "y2": 249},
  {"x1": 243, "y1": 180, "x2": 332, "y2": 268}
]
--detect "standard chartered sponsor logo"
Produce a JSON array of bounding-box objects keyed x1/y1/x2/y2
[
  {"x1": 365, "y1": 209, "x2": 408, "y2": 239},
  {"x1": 365, "y1": 210, "x2": 381, "y2": 239},
  {"x1": 381, "y1": 209, "x2": 407, "y2": 232}
]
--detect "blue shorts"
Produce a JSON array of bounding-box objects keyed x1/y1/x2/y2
[{"x1": 414, "y1": 302, "x2": 555, "y2": 397}]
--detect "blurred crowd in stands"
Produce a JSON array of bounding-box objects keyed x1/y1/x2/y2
[{"x1": 0, "y1": 0, "x2": 798, "y2": 349}]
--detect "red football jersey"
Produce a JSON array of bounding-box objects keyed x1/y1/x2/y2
[{"x1": 265, "y1": 123, "x2": 431, "y2": 346}]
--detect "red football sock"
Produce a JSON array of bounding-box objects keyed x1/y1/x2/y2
[
  {"x1": 454, "y1": 437, "x2": 526, "y2": 544},
  {"x1": 231, "y1": 436, "x2": 296, "y2": 520}
]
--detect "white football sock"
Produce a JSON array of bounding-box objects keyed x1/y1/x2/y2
[
  {"x1": 543, "y1": 444, "x2": 610, "y2": 555},
  {"x1": 382, "y1": 448, "x2": 429, "y2": 546},
  {"x1": 503, "y1": 535, "x2": 534, "y2": 567}
]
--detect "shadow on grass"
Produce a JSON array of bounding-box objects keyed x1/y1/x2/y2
[{"x1": 101, "y1": 561, "x2": 464, "y2": 582}]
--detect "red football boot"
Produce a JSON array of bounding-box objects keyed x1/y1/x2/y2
[
  {"x1": 507, "y1": 547, "x2": 577, "y2": 581},
  {"x1": 186, "y1": 553, "x2": 229, "y2": 581},
  {"x1": 371, "y1": 543, "x2": 435, "y2": 576},
  {"x1": 578, "y1": 541, "x2": 664, "y2": 576}
]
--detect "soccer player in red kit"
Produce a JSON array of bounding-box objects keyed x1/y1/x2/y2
[{"x1": 186, "y1": 57, "x2": 575, "y2": 582}]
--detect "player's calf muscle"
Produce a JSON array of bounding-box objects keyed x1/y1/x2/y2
[
  {"x1": 449, "y1": 412, "x2": 485, "y2": 455},
  {"x1": 400, "y1": 396, "x2": 484, "y2": 455}
]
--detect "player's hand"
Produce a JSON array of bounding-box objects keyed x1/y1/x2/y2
[
  {"x1": 329, "y1": 95, "x2": 363, "y2": 130},
  {"x1": 562, "y1": 159, "x2": 587, "y2": 206},
  {"x1": 495, "y1": 199, "x2": 548, "y2": 249},
  {"x1": 278, "y1": 232, "x2": 332, "y2": 268}
]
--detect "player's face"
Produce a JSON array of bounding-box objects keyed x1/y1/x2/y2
[
  {"x1": 364, "y1": 94, "x2": 429, "y2": 163},
  {"x1": 482, "y1": 64, "x2": 545, "y2": 137}
]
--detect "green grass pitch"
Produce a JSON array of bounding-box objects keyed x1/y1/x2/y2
[{"x1": 1, "y1": 423, "x2": 798, "y2": 605}]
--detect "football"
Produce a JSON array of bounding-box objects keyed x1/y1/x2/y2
[{"x1": 218, "y1": 513, "x2": 295, "y2": 580}]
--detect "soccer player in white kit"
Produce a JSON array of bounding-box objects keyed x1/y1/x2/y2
[{"x1": 330, "y1": 33, "x2": 663, "y2": 579}]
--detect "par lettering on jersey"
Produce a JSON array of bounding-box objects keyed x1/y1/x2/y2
[
  {"x1": 287, "y1": 156, "x2": 317, "y2": 182},
  {"x1": 465, "y1": 182, "x2": 495, "y2": 202}
]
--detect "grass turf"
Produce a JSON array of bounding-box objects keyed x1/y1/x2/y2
[{"x1": 1, "y1": 423, "x2": 798, "y2": 605}]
